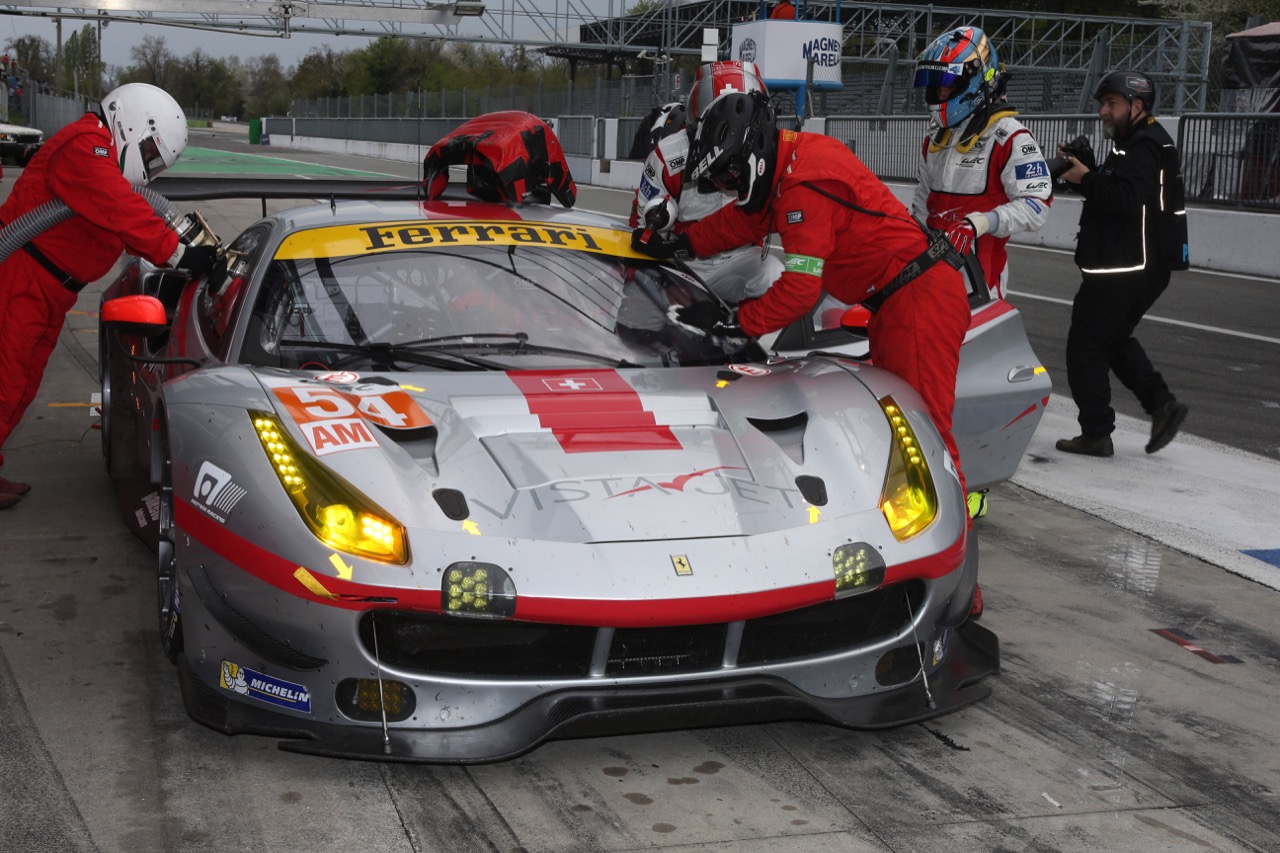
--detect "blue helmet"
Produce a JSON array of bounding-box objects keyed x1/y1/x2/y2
[{"x1": 913, "y1": 27, "x2": 1002, "y2": 129}]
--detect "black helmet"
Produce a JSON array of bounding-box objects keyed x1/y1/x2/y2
[
  {"x1": 1094, "y1": 70, "x2": 1156, "y2": 113},
  {"x1": 687, "y1": 91, "x2": 778, "y2": 213}
]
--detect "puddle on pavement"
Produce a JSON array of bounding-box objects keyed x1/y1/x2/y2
[{"x1": 1103, "y1": 535, "x2": 1163, "y2": 597}]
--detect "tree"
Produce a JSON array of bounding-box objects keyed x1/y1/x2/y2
[
  {"x1": 171, "y1": 49, "x2": 243, "y2": 120},
  {"x1": 63, "y1": 24, "x2": 104, "y2": 98},
  {"x1": 124, "y1": 35, "x2": 176, "y2": 89},
  {"x1": 4, "y1": 35, "x2": 54, "y2": 82},
  {"x1": 244, "y1": 54, "x2": 291, "y2": 117},
  {"x1": 290, "y1": 46, "x2": 350, "y2": 100},
  {"x1": 347, "y1": 36, "x2": 426, "y2": 95}
]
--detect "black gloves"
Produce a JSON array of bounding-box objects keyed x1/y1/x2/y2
[
  {"x1": 631, "y1": 227, "x2": 693, "y2": 261},
  {"x1": 668, "y1": 301, "x2": 745, "y2": 338},
  {"x1": 176, "y1": 244, "x2": 220, "y2": 278}
]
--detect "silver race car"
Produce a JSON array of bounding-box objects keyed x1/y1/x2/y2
[{"x1": 99, "y1": 143, "x2": 1047, "y2": 763}]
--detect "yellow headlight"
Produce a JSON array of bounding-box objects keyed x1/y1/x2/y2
[
  {"x1": 878, "y1": 396, "x2": 938, "y2": 541},
  {"x1": 251, "y1": 412, "x2": 409, "y2": 564}
]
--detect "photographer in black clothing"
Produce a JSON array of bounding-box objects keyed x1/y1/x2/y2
[{"x1": 1055, "y1": 70, "x2": 1190, "y2": 457}]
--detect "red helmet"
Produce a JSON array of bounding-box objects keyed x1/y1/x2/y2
[{"x1": 688, "y1": 61, "x2": 768, "y2": 120}]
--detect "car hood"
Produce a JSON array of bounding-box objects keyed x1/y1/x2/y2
[
  {"x1": 211, "y1": 361, "x2": 903, "y2": 543},
  {"x1": 0, "y1": 122, "x2": 41, "y2": 137}
]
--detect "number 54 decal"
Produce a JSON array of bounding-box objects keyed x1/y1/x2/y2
[{"x1": 272, "y1": 384, "x2": 434, "y2": 456}]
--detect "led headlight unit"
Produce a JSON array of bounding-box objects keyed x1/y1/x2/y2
[
  {"x1": 251, "y1": 411, "x2": 408, "y2": 564},
  {"x1": 442, "y1": 561, "x2": 516, "y2": 618},
  {"x1": 832, "y1": 542, "x2": 887, "y2": 598},
  {"x1": 878, "y1": 395, "x2": 938, "y2": 541}
]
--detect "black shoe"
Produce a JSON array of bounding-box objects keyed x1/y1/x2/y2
[
  {"x1": 1056, "y1": 434, "x2": 1114, "y2": 457},
  {"x1": 1147, "y1": 400, "x2": 1189, "y2": 454}
]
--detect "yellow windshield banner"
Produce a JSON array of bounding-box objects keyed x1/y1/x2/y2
[{"x1": 274, "y1": 220, "x2": 647, "y2": 261}]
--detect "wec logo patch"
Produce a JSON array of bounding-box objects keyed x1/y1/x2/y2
[
  {"x1": 92, "y1": 146, "x2": 109, "y2": 157},
  {"x1": 786, "y1": 210, "x2": 804, "y2": 224}
]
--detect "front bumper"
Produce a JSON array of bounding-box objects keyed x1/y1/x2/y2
[{"x1": 176, "y1": 621, "x2": 998, "y2": 764}]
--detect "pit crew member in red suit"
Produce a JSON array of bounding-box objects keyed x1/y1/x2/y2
[
  {"x1": 911, "y1": 26, "x2": 1052, "y2": 301},
  {"x1": 630, "y1": 61, "x2": 782, "y2": 304},
  {"x1": 0, "y1": 83, "x2": 218, "y2": 508},
  {"x1": 632, "y1": 91, "x2": 972, "y2": 496}
]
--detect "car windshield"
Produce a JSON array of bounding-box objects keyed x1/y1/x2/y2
[{"x1": 238, "y1": 225, "x2": 758, "y2": 371}]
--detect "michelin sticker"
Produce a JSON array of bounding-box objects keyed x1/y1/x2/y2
[{"x1": 221, "y1": 661, "x2": 312, "y2": 713}]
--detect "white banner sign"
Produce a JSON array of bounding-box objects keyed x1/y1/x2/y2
[{"x1": 731, "y1": 20, "x2": 844, "y2": 89}]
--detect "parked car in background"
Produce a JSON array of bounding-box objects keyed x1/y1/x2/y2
[{"x1": 0, "y1": 119, "x2": 42, "y2": 166}]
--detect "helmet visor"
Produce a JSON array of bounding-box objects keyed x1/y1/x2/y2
[
  {"x1": 138, "y1": 134, "x2": 169, "y2": 181},
  {"x1": 913, "y1": 62, "x2": 966, "y2": 93},
  {"x1": 710, "y1": 165, "x2": 743, "y2": 192}
]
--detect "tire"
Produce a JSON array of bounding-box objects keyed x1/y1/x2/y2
[{"x1": 98, "y1": 323, "x2": 112, "y2": 472}]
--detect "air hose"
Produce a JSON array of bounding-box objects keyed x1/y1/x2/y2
[{"x1": 0, "y1": 185, "x2": 187, "y2": 267}]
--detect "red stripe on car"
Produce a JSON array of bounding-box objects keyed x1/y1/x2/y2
[
  {"x1": 508, "y1": 369, "x2": 682, "y2": 453},
  {"x1": 177, "y1": 498, "x2": 967, "y2": 627}
]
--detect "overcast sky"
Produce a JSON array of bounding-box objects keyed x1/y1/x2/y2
[{"x1": 1, "y1": 14, "x2": 399, "y2": 72}]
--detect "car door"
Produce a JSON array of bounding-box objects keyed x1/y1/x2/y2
[{"x1": 772, "y1": 256, "x2": 1051, "y2": 491}]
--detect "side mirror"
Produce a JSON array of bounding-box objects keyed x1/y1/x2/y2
[
  {"x1": 840, "y1": 304, "x2": 872, "y2": 336},
  {"x1": 102, "y1": 294, "x2": 169, "y2": 336}
]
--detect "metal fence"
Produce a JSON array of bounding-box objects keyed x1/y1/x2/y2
[
  {"x1": 555, "y1": 116, "x2": 596, "y2": 158},
  {"x1": 824, "y1": 116, "x2": 931, "y2": 181},
  {"x1": 616, "y1": 116, "x2": 644, "y2": 159},
  {"x1": 1181, "y1": 114, "x2": 1280, "y2": 212},
  {"x1": 823, "y1": 114, "x2": 1111, "y2": 183}
]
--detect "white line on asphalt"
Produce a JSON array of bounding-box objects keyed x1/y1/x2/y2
[
  {"x1": 1010, "y1": 243, "x2": 1280, "y2": 285},
  {"x1": 1007, "y1": 290, "x2": 1280, "y2": 345}
]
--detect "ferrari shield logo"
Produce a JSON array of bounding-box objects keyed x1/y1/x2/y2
[{"x1": 671, "y1": 555, "x2": 693, "y2": 576}]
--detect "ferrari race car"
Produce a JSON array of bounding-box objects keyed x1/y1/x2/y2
[{"x1": 99, "y1": 127, "x2": 1048, "y2": 763}]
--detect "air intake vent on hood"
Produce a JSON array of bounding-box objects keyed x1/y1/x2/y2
[
  {"x1": 795, "y1": 475, "x2": 827, "y2": 506},
  {"x1": 433, "y1": 488, "x2": 470, "y2": 520},
  {"x1": 747, "y1": 411, "x2": 808, "y2": 464}
]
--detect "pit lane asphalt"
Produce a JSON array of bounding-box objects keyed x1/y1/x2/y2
[{"x1": 2, "y1": 128, "x2": 1278, "y2": 853}]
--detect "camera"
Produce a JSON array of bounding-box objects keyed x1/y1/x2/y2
[{"x1": 1046, "y1": 134, "x2": 1096, "y2": 179}]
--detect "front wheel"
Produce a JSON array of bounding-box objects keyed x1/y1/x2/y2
[
  {"x1": 154, "y1": 423, "x2": 183, "y2": 663},
  {"x1": 98, "y1": 322, "x2": 112, "y2": 472}
]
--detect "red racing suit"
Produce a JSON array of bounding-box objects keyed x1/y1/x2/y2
[
  {"x1": 911, "y1": 108, "x2": 1052, "y2": 298},
  {"x1": 684, "y1": 130, "x2": 972, "y2": 488},
  {"x1": 0, "y1": 112, "x2": 182, "y2": 463}
]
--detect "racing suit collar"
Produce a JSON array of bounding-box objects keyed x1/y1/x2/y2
[{"x1": 929, "y1": 104, "x2": 1019, "y2": 154}]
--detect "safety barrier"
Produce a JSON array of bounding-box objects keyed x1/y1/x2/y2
[
  {"x1": 261, "y1": 116, "x2": 470, "y2": 146},
  {"x1": 1180, "y1": 114, "x2": 1280, "y2": 211}
]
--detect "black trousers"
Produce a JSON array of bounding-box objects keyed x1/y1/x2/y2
[{"x1": 1065, "y1": 266, "x2": 1176, "y2": 438}]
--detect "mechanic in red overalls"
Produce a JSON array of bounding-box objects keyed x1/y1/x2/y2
[
  {"x1": 0, "y1": 82, "x2": 217, "y2": 508},
  {"x1": 631, "y1": 91, "x2": 972, "y2": 494}
]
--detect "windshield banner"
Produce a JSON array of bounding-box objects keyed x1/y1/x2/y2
[{"x1": 275, "y1": 220, "x2": 647, "y2": 261}]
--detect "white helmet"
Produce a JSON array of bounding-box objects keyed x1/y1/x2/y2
[{"x1": 100, "y1": 83, "x2": 188, "y2": 186}]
